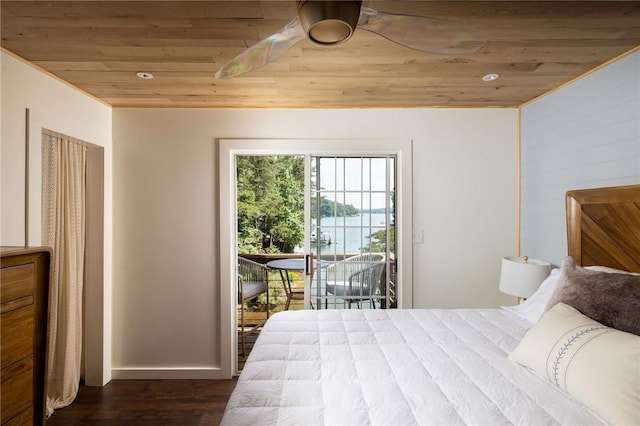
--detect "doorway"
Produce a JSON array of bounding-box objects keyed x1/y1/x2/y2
[
  {"x1": 41, "y1": 129, "x2": 105, "y2": 404},
  {"x1": 219, "y1": 139, "x2": 413, "y2": 377}
]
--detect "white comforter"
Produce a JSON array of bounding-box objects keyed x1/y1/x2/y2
[{"x1": 222, "y1": 309, "x2": 605, "y2": 425}]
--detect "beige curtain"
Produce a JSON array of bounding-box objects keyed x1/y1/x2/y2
[{"x1": 42, "y1": 130, "x2": 87, "y2": 417}]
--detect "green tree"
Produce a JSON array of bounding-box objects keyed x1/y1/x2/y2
[
  {"x1": 361, "y1": 190, "x2": 396, "y2": 253},
  {"x1": 237, "y1": 156, "x2": 304, "y2": 253},
  {"x1": 362, "y1": 226, "x2": 395, "y2": 253},
  {"x1": 319, "y1": 197, "x2": 358, "y2": 217}
]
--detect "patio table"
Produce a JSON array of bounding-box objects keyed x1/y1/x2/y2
[{"x1": 266, "y1": 259, "x2": 305, "y2": 310}]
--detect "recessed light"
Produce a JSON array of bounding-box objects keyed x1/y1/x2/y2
[
  {"x1": 482, "y1": 73, "x2": 500, "y2": 82},
  {"x1": 136, "y1": 71, "x2": 154, "y2": 80}
]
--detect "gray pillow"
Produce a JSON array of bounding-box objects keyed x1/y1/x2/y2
[{"x1": 546, "y1": 256, "x2": 640, "y2": 335}]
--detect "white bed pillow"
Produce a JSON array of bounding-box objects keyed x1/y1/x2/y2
[
  {"x1": 505, "y1": 268, "x2": 560, "y2": 323},
  {"x1": 506, "y1": 264, "x2": 640, "y2": 325},
  {"x1": 510, "y1": 303, "x2": 640, "y2": 426}
]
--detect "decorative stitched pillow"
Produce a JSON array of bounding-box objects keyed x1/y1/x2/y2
[
  {"x1": 510, "y1": 303, "x2": 640, "y2": 426},
  {"x1": 545, "y1": 256, "x2": 640, "y2": 335}
]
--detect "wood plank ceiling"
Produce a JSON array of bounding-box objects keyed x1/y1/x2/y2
[{"x1": 1, "y1": 1, "x2": 639, "y2": 108}]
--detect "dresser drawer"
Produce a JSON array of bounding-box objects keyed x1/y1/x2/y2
[
  {"x1": 0, "y1": 356, "x2": 33, "y2": 424},
  {"x1": 1, "y1": 263, "x2": 35, "y2": 305},
  {"x1": 1, "y1": 247, "x2": 51, "y2": 426},
  {"x1": 1, "y1": 306, "x2": 34, "y2": 368}
]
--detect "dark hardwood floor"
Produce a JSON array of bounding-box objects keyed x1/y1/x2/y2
[
  {"x1": 46, "y1": 379, "x2": 237, "y2": 425},
  {"x1": 47, "y1": 324, "x2": 268, "y2": 424}
]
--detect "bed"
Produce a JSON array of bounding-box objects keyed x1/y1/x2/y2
[{"x1": 222, "y1": 184, "x2": 640, "y2": 426}]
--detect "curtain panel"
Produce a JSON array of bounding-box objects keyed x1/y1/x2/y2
[{"x1": 42, "y1": 130, "x2": 87, "y2": 416}]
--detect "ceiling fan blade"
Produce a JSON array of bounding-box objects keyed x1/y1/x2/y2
[
  {"x1": 357, "y1": 7, "x2": 487, "y2": 54},
  {"x1": 214, "y1": 18, "x2": 306, "y2": 79}
]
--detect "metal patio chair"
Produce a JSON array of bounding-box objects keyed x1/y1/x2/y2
[
  {"x1": 237, "y1": 256, "x2": 269, "y2": 356},
  {"x1": 325, "y1": 253, "x2": 386, "y2": 309}
]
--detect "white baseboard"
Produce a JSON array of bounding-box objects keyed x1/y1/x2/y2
[{"x1": 111, "y1": 367, "x2": 223, "y2": 380}]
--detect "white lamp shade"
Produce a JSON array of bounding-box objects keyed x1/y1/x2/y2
[{"x1": 499, "y1": 256, "x2": 551, "y2": 298}]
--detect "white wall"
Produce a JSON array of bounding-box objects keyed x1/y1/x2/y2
[
  {"x1": 113, "y1": 108, "x2": 518, "y2": 377},
  {"x1": 520, "y1": 50, "x2": 640, "y2": 266},
  {"x1": 0, "y1": 51, "x2": 113, "y2": 384}
]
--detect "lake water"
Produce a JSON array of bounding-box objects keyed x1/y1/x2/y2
[{"x1": 313, "y1": 213, "x2": 389, "y2": 254}]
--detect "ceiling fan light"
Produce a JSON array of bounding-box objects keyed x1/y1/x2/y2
[
  {"x1": 309, "y1": 20, "x2": 352, "y2": 44},
  {"x1": 297, "y1": 0, "x2": 362, "y2": 45}
]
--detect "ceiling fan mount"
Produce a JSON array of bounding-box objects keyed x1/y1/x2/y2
[{"x1": 296, "y1": 0, "x2": 362, "y2": 45}]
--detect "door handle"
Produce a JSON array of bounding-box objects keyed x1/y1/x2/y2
[{"x1": 305, "y1": 253, "x2": 314, "y2": 279}]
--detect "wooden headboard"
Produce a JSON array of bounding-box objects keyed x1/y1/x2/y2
[{"x1": 566, "y1": 184, "x2": 640, "y2": 273}]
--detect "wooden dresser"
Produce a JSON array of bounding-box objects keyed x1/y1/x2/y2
[{"x1": 1, "y1": 247, "x2": 51, "y2": 426}]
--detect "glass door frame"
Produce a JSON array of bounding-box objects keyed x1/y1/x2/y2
[{"x1": 218, "y1": 138, "x2": 413, "y2": 377}]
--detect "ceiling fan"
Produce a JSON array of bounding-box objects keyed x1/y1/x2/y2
[{"x1": 214, "y1": 0, "x2": 488, "y2": 79}]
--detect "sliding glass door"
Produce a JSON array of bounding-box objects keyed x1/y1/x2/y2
[
  {"x1": 309, "y1": 156, "x2": 396, "y2": 310},
  {"x1": 234, "y1": 154, "x2": 396, "y2": 312}
]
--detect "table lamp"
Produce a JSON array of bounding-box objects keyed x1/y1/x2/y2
[{"x1": 499, "y1": 256, "x2": 551, "y2": 301}]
